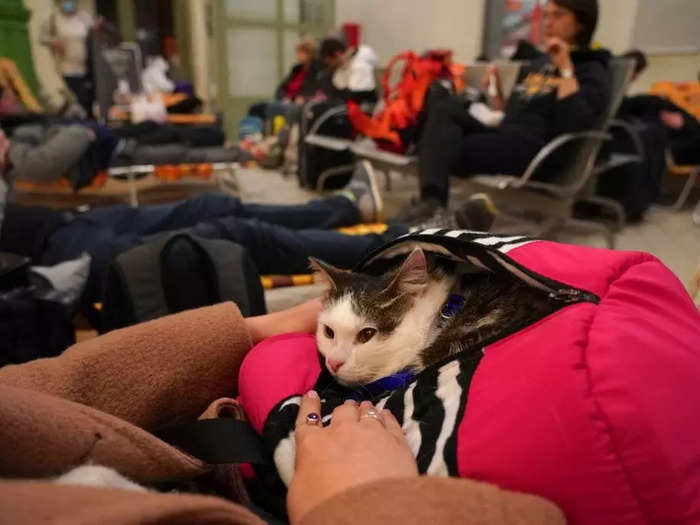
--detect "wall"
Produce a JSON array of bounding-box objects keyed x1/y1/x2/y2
[
  {"x1": 335, "y1": 0, "x2": 485, "y2": 65},
  {"x1": 335, "y1": 0, "x2": 698, "y2": 94},
  {"x1": 23, "y1": 0, "x2": 94, "y2": 107},
  {"x1": 594, "y1": 0, "x2": 638, "y2": 54},
  {"x1": 594, "y1": 0, "x2": 699, "y2": 94}
]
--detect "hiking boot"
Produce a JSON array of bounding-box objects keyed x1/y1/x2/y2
[
  {"x1": 338, "y1": 160, "x2": 384, "y2": 223},
  {"x1": 454, "y1": 193, "x2": 498, "y2": 232},
  {"x1": 392, "y1": 197, "x2": 442, "y2": 225}
]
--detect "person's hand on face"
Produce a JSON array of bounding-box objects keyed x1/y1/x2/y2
[
  {"x1": 545, "y1": 37, "x2": 573, "y2": 72},
  {"x1": 287, "y1": 392, "x2": 418, "y2": 524}
]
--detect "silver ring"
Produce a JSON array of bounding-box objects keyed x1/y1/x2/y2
[
  {"x1": 305, "y1": 412, "x2": 321, "y2": 425},
  {"x1": 360, "y1": 409, "x2": 383, "y2": 423}
]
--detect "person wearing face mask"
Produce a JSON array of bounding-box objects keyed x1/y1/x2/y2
[
  {"x1": 40, "y1": 0, "x2": 98, "y2": 117},
  {"x1": 398, "y1": 0, "x2": 612, "y2": 224}
]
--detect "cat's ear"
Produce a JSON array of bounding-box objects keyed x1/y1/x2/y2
[
  {"x1": 309, "y1": 257, "x2": 350, "y2": 291},
  {"x1": 387, "y1": 248, "x2": 429, "y2": 294}
]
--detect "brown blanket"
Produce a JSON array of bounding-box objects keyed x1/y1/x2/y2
[{"x1": 0, "y1": 302, "x2": 565, "y2": 524}]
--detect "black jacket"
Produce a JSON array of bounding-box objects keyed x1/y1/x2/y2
[
  {"x1": 619, "y1": 94, "x2": 700, "y2": 165},
  {"x1": 274, "y1": 61, "x2": 324, "y2": 100},
  {"x1": 502, "y1": 47, "x2": 612, "y2": 141}
]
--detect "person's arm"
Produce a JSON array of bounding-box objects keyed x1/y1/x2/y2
[
  {"x1": 39, "y1": 14, "x2": 55, "y2": 47},
  {"x1": 482, "y1": 65, "x2": 506, "y2": 111},
  {"x1": 548, "y1": 40, "x2": 611, "y2": 134},
  {"x1": 0, "y1": 299, "x2": 321, "y2": 430},
  {"x1": 275, "y1": 67, "x2": 295, "y2": 100},
  {"x1": 8, "y1": 125, "x2": 94, "y2": 183},
  {"x1": 545, "y1": 38, "x2": 580, "y2": 100},
  {"x1": 300, "y1": 477, "x2": 566, "y2": 525},
  {"x1": 289, "y1": 393, "x2": 565, "y2": 525}
]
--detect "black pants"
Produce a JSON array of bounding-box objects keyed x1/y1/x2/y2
[
  {"x1": 41, "y1": 193, "x2": 405, "y2": 304},
  {"x1": 63, "y1": 75, "x2": 94, "y2": 118},
  {"x1": 418, "y1": 96, "x2": 545, "y2": 204}
]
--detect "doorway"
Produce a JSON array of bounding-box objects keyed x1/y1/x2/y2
[{"x1": 215, "y1": 0, "x2": 335, "y2": 137}]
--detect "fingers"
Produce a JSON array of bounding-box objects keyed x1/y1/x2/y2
[
  {"x1": 295, "y1": 390, "x2": 321, "y2": 434},
  {"x1": 381, "y1": 409, "x2": 408, "y2": 442},
  {"x1": 358, "y1": 400, "x2": 385, "y2": 426},
  {"x1": 329, "y1": 399, "x2": 359, "y2": 425}
]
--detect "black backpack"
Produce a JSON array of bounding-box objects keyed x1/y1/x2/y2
[
  {"x1": 101, "y1": 233, "x2": 266, "y2": 333},
  {"x1": 0, "y1": 252, "x2": 79, "y2": 366}
]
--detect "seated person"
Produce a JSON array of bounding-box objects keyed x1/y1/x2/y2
[
  {"x1": 249, "y1": 36, "x2": 324, "y2": 123},
  {"x1": 0, "y1": 127, "x2": 493, "y2": 311},
  {"x1": 317, "y1": 34, "x2": 378, "y2": 105},
  {"x1": 401, "y1": 0, "x2": 611, "y2": 222},
  {"x1": 618, "y1": 50, "x2": 700, "y2": 166}
]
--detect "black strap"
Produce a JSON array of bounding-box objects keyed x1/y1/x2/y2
[{"x1": 157, "y1": 418, "x2": 271, "y2": 466}]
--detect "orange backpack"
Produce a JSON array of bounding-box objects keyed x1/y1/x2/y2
[{"x1": 347, "y1": 50, "x2": 465, "y2": 153}]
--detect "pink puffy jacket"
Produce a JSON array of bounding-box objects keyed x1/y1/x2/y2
[{"x1": 239, "y1": 231, "x2": 700, "y2": 524}]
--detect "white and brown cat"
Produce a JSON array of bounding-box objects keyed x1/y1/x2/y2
[{"x1": 311, "y1": 248, "x2": 559, "y2": 386}]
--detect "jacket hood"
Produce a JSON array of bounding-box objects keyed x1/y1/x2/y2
[{"x1": 570, "y1": 46, "x2": 611, "y2": 65}]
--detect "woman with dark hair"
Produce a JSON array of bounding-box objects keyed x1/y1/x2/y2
[{"x1": 400, "y1": 0, "x2": 612, "y2": 223}]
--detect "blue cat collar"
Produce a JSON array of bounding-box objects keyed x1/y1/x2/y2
[
  {"x1": 352, "y1": 369, "x2": 415, "y2": 399},
  {"x1": 441, "y1": 293, "x2": 466, "y2": 319}
]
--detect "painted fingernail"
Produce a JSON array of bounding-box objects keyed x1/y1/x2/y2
[
  {"x1": 344, "y1": 399, "x2": 357, "y2": 405},
  {"x1": 306, "y1": 390, "x2": 319, "y2": 399},
  {"x1": 360, "y1": 400, "x2": 373, "y2": 408}
]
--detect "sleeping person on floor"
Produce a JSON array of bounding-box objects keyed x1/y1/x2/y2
[{"x1": 0, "y1": 139, "x2": 495, "y2": 314}]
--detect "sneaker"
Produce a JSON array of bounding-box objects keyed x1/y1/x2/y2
[
  {"x1": 338, "y1": 160, "x2": 384, "y2": 223},
  {"x1": 408, "y1": 206, "x2": 455, "y2": 232},
  {"x1": 408, "y1": 194, "x2": 498, "y2": 233},
  {"x1": 454, "y1": 193, "x2": 498, "y2": 232},
  {"x1": 392, "y1": 197, "x2": 442, "y2": 225}
]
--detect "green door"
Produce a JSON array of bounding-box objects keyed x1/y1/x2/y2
[{"x1": 215, "y1": 0, "x2": 334, "y2": 138}]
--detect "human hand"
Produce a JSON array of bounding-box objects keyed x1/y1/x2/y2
[
  {"x1": 481, "y1": 64, "x2": 501, "y2": 91},
  {"x1": 294, "y1": 95, "x2": 305, "y2": 105},
  {"x1": 545, "y1": 37, "x2": 573, "y2": 72},
  {"x1": 245, "y1": 298, "x2": 322, "y2": 344},
  {"x1": 660, "y1": 110, "x2": 684, "y2": 130},
  {"x1": 287, "y1": 393, "x2": 418, "y2": 524}
]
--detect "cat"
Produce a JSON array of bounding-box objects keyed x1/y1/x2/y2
[{"x1": 310, "y1": 247, "x2": 561, "y2": 387}]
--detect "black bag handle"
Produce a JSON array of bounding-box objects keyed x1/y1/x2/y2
[{"x1": 157, "y1": 418, "x2": 271, "y2": 466}]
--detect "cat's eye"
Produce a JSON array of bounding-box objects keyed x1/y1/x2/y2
[
  {"x1": 324, "y1": 325, "x2": 334, "y2": 339},
  {"x1": 356, "y1": 327, "x2": 377, "y2": 344}
]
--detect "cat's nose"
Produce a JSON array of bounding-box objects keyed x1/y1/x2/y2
[{"x1": 327, "y1": 359, "x2": 344, "y2": 373}]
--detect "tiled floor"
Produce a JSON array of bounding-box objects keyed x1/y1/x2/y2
[{"x1": 234, "y1": 166, "x2": 700, "y2": 312}]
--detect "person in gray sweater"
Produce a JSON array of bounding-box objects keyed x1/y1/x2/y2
[{"x1": 0, "y1": 124, "x2": 94, "y2": 230}]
